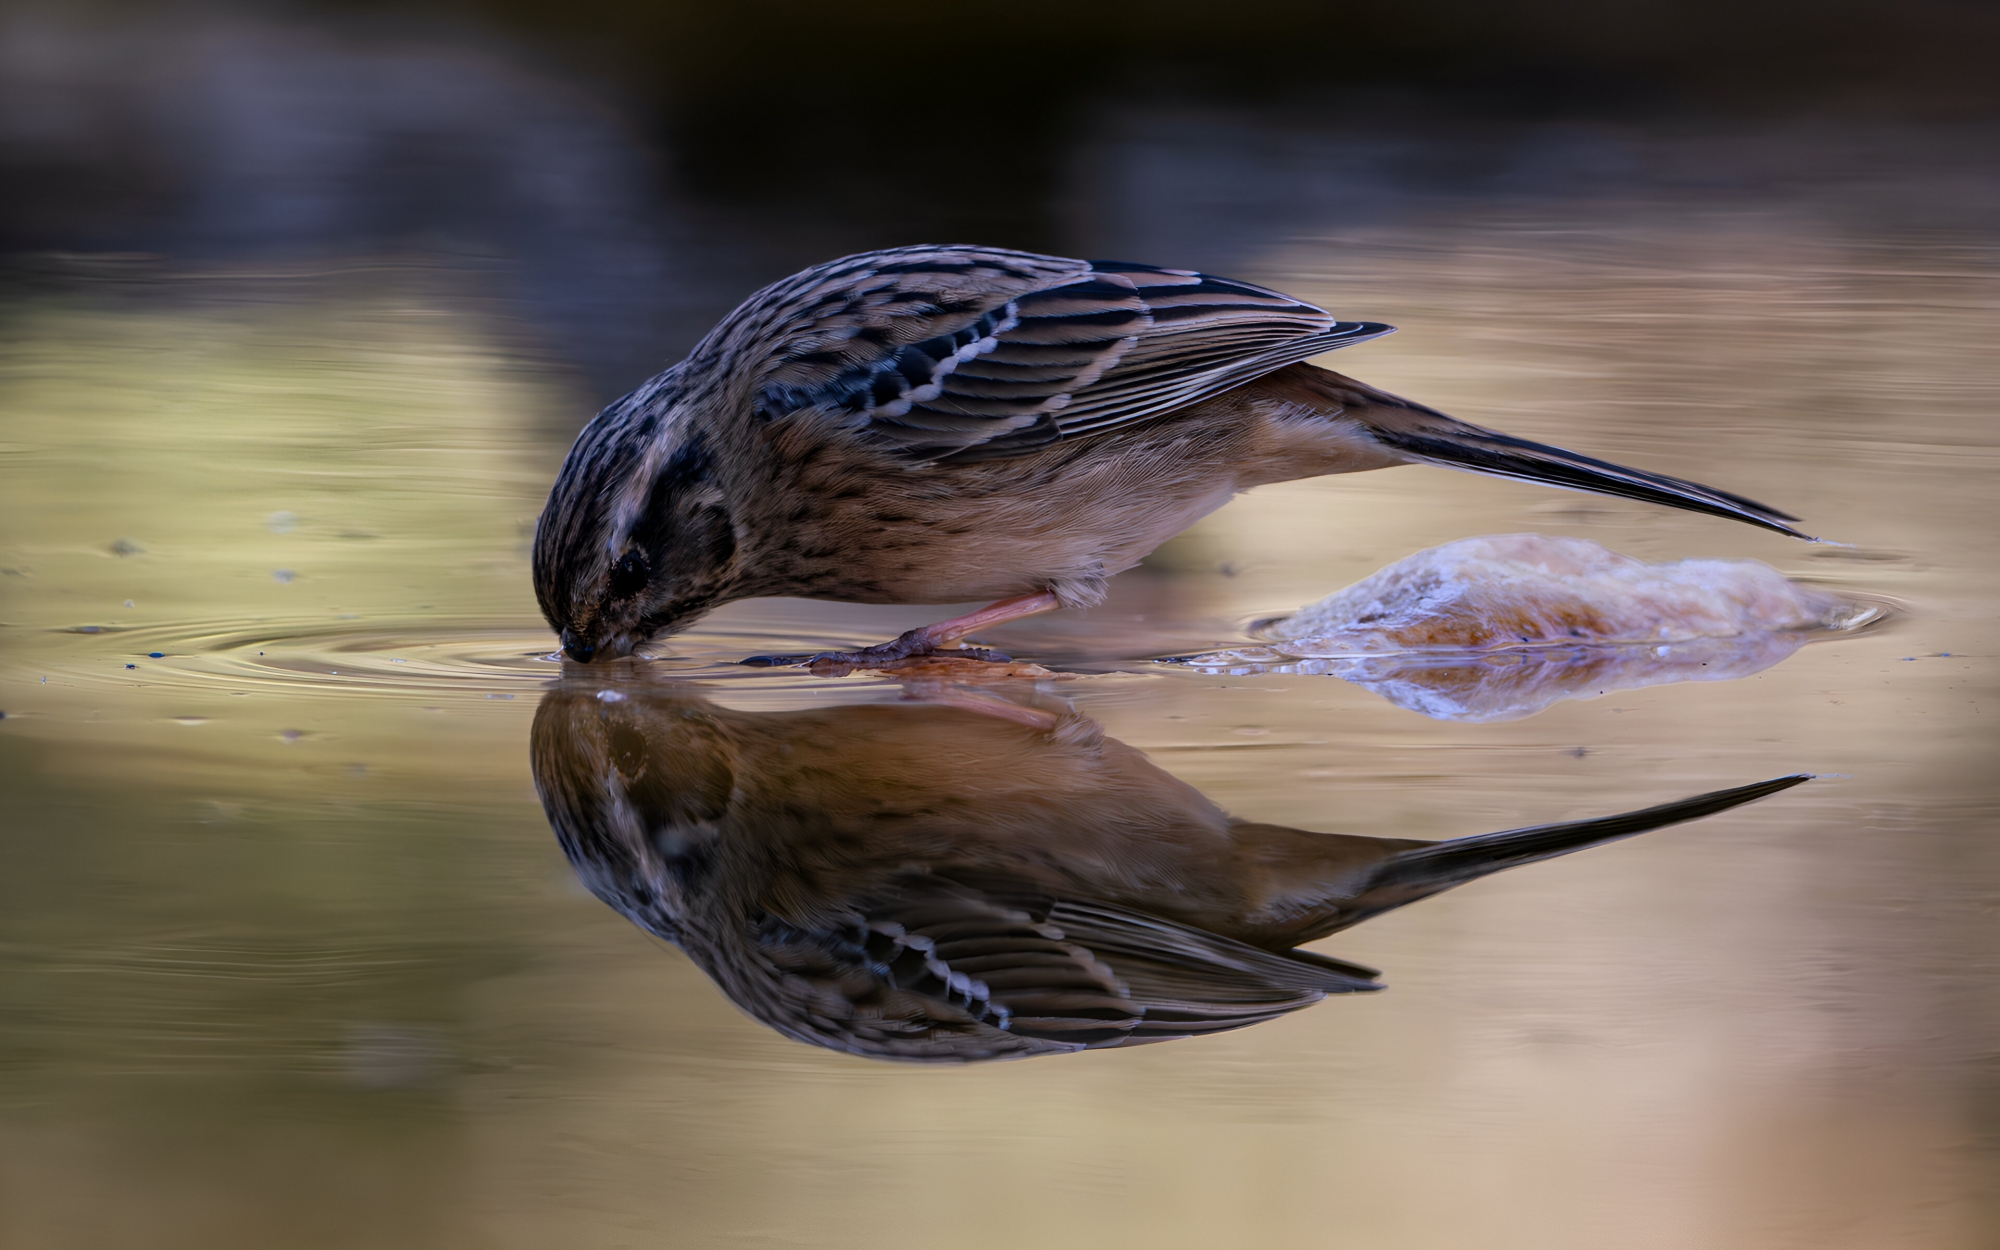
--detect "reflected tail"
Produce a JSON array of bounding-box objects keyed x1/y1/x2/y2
[{"x1": 1349, "y1": 774, "x2": 1812, "y2": 922}]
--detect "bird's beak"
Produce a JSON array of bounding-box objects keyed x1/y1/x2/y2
[{"x1": 560, "y1": 629, "x2": 597, "y2": 663}]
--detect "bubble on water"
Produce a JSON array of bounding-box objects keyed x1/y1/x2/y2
[
  {"x1": 125, "y1": 663, "x2": 136, "y2": 669},
  {"x1": 267, "y1": 510, "x2": 298, "y2": 534},
  {"x1": 124, "y1": 600, "x2": 135, "y2": 608},
  {"x1": 108, "y1": 538, "x2": 143, "y2": 557},
  {"x1": 172, "y1": 716, "x2": 206, "y2": 726},
  {"x1": 596, "y1": 690, "x2": 626, "y2": 702},
  {"x1": 148, "y1": 651, "x2": 164, "y2": 658},
  {"x1": 272, "y1": 569, "x2": 296, "y2": 583},
  {"x1": 279, "y1": 729, "x2": 305, "y2": 743}
]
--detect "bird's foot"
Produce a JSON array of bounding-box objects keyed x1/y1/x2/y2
[{"x1": 740, "y1": 626, "x2": 1013, "y2": 674}]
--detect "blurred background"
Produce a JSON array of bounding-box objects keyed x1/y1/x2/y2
[
  {"x1": 6, "y1": 0, "x2": 1998, "y2": 397},
  {"x1": 2, "y1": 4, "x2": 1998, "y2": 1249}
]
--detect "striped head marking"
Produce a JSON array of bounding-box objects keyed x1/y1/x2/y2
[{"x1": 533, "y1": 388, "x2": 739, "y2": 662}]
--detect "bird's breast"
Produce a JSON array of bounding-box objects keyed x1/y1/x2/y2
[{"x1": 721, "y1": 390, "x2": 1326, "y2": 606}]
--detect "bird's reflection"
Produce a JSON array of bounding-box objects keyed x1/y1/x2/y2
[{"x1": 531, "y1": 683, "x2": 1804, "y2": 1062}]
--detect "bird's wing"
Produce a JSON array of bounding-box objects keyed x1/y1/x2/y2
[
  {"x1": 731, "y1": 872, "x2": 1378, "y2": 1062},
  {"x1": 735, "y1": 245, "x2": 1393, "y2": 463},
  {"x1": 1031, "y1": 898, "x2": 1381, "y2": 1043}
]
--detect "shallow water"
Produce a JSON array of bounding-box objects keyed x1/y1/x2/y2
[{"x1": 4, "y1": 135, "x2": 1999, "y2": 1248}]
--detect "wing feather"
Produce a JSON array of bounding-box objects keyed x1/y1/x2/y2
[
  {"x1": 735, "y1": 872, "x2": 1377, "y2": 1061},
  {"x1": 733, "y1": 245, "x2": 1393, "y2": 463}
]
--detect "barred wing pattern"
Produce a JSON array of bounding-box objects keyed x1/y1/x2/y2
[
  {"x1": 729, "y1": 246, "x2": 1393, "y2": 463},
  {"x1": 741, "y1": 873, "x2": 1379, "y2": 1062}
]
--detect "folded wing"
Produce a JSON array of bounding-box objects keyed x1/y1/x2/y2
[
  {"x1": 729, "y1": 871, "x2": 1379, "y2": 1062},
  {"x1": 738, "y1": 245, "x2": 1391, "y2": 463}
]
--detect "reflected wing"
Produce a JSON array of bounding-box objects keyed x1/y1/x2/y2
[
  {"x1": 730, "y1": 873, "x2": 1379, "y2": 1062},
  {"x1": 737, "y1": 245, "x2": 1392, "y2": 463}
]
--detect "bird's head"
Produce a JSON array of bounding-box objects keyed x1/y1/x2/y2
[{"x1": 533, "y1": 388, "x2": 740, "y2": 663}]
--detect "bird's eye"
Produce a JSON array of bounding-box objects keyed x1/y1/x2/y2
[{"x1": 608, "y1": 550, "x2": 650, "y2": 599}]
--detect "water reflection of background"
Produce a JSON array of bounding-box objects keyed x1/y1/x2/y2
[{"x1": 1, "y1": 5, "x2": 1997, "y2": 1249}]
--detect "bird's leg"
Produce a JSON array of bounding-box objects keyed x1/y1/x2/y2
[
  {"x1": 742, "y1": 591, "x2": 1063, "y2": 669},
  {"x1": 896, "y1": 685, "x2": 1068, "y2": 731}
]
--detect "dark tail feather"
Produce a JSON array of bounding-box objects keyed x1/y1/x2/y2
[
  {"x1": 1356, "y1": 774, "x2": 1812, "y2": 915},
  {"x1": 1370, "y1": 421, "x2": 1812, "y2": 539}
]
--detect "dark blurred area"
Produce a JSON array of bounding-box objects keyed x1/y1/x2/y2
[{"x1": 3, "y1": 0, "x2": 1997, "y2": 396}]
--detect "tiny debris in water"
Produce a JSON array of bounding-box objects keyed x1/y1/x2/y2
[
  {"x1": 267, "y1": 510, "x2": 298, "y2": 534},
  {"x1": 272, "y1": 569, "x2": 296, "y2": 583},
  {"x1": 279, "y1": 729, "x2": 305, "y2": 743},
  {"x1": 124, "y1": 600, "x2": 134, "y2": 608},
  {"x1": 108, "y1": 538, "x2": 143, "y2": 557},
  {"x1": 148, "y1": 651, "x2": 164, "y2": 658}
]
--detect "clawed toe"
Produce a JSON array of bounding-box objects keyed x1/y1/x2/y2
[
  {"x1": 737, "y1": 653, "x2": 812, "y2": 668},
  {"x1": 739, "y1": 639, "x2": 1014, "y2": 672}
]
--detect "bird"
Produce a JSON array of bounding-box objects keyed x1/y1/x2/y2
[
  {"x1": 532, "y1": 245, "x2": 1812, "y2": 667},
  {"x1": 531, "y1": 680, "x2": 1809, "y2": 1062}
]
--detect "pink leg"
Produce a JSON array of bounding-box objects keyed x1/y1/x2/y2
[
  {"x1": 900, "y1": 684, "x2": 1067, "y2": 731},
  {"x1": 907, "y1": 591, "x2": 1063, "y2": 648},
  {"x1": 741, "y1": 591, "x2": 1063, "y2": 668}
]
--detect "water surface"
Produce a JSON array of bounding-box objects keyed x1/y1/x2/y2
[{"x1": 2, "y1": 131, "x2": 1997, "y2": 1249}]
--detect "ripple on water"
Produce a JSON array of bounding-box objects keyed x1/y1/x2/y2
[
  {"x1": 18, "y1": 614, "x2": 991, "y2": 702},
  {"x1": 24, "y1": 616, "x2": 567, "y2": 698}
]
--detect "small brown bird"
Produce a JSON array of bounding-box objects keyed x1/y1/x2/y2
[
  {"x1": 531, "y1": 682, "x2": 1807, "y2": 1061},
  {"x1": 533, "y1": 245, "x2": 1810, "y2": 665}
]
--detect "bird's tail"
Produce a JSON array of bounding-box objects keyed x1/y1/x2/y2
[
  {"x1": 1289, "y1": 366, "x2": 1812, "y2": 539},
  {"x1": 1345, "y1": 774, "x2": 1812, "y2": 925}
]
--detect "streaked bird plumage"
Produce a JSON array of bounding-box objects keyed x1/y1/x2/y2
[{"x1": 534, "y1": 245, "x2": 1807, "y2": 663}]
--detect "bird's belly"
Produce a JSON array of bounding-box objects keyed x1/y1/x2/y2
[
  {"x1": 737, "y1": 391, "x2": 1334, "y2": 608},
  {"x1": 808, "y1": 476, "x2": 1240, "y2": 607}
]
